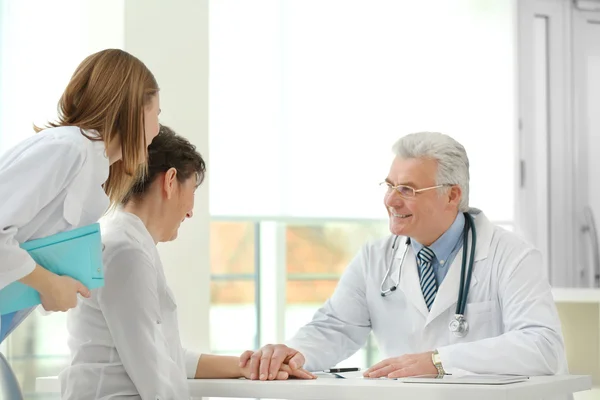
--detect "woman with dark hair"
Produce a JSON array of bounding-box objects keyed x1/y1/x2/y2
[{"x1": 61, "y1": 126, "x2": 314, "y2": 399}]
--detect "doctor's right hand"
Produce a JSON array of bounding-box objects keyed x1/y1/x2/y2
[{"x1": 239, "y1": 344, "x2": 316, "y2": 381}]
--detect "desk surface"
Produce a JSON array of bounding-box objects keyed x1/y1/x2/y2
[{"x1": 37, "y1": 375, "x2": 592, "y2": 400}]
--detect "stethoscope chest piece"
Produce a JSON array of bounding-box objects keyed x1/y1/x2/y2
[{"x1": 449, "y1": 314, "x2": 469, "y2": 337}]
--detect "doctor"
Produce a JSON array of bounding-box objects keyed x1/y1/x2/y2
[{"x1": 242, "y1": 131, "x2": 568, "y2": 381}]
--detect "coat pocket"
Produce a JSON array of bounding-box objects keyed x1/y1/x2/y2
[
  {"x1": 465, "y1": 300, "x2": 494, "y2": 322},
  {"x1": 448, "y1": 300, "x2": 499, "y2": 344}
]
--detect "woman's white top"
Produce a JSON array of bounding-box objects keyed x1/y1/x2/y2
[
  {"x1": 0, "y1": 126, "x2": 109, "y2": 335},
  {"x1": 60, "y1": 210, "x2": 201, "y2": 400}
]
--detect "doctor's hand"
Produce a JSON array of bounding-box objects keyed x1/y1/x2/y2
[
  {"x1": 239, "y1": 351, "x2": 298, "y2": 380},
  {"x1": 239, "y1": 345, "x2": 316, "y2": 381},
  {"x1": 363, "y1": 351, "x2": 437, "y2": 379}
]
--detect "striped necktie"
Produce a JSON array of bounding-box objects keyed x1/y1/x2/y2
[{"x1": 417, "y1": 247, "x2": 437, "y2": 311}]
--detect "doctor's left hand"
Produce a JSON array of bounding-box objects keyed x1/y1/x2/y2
[{"x1": 363, "y1": 351, "x2": 437, "y2": 379}]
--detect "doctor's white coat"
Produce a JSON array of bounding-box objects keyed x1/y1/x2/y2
[
  {"x1": 287, "y1": 209, "x2": 568, "y2": 378},
  {"x1": 0, "y1": 126, "x2": 109, "y2": 337}
]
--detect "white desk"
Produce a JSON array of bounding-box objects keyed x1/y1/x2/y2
[{"x1": 37, "y1": 375, "x2": 591, "y2": 400}]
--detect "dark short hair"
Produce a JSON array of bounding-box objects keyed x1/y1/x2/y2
[{"x1": 123, "y1": 125, "x2": 206, "y2": 203}]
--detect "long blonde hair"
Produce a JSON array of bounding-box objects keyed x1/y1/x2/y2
[{"x1": 36, "y1": 49, "x2": 159, "y2": 206}]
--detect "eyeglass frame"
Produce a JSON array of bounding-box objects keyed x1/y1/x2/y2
[{"x1": 379, "y1": 181, "x2": 454, "y2": 198}]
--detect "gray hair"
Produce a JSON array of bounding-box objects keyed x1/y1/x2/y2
[{"x1": 392, "y1": 132, "x2": 470, "y2": 212}]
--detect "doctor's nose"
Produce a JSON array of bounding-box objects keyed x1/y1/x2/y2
[
  {"x1": 385, "y1": 189, "x2": 405, "y2": 207},
  {"x1": 186, "y1": 210, "x2": 193, "y2": 219}
]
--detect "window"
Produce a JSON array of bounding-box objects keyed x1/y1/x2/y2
[
  {"x1": 209, "y1": 219, "x2": 389, "y2": 367},
  {"x1": 209, "y1": 0, "x2": 516, "y2": 368},
  {"x1": 285, "y1": 221, "x2": 390, "y2": 367},
  {"x1": 210, "y1": 221, "x2": 257, "y2": 354}
]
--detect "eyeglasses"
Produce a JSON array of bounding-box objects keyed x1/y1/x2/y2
[{"x1": 379, "y1": 182, "x2": 453, "y2": 198}]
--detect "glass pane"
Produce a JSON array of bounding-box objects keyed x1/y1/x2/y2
[
  {"x1": 286, "y1": 280, "x2": 338, "y2": 305},
  {"x1": 210, "y1": 280, "x2": 255, "y2": 305},
  {"x1": 210, "y1": 221, "x2": 255, "y2": 274},
  {"x1": 284, "y1": 221, "x2": 388, "y2": 369},
  {"x1": 286, "y1": 222, "x2": 389, "y2": 274},
  {"x1": 366, "y1": 334, "x2": 381, "y2": 367},
  {"x1": 210, "y1": 280, "x2": 256, "y2": 354}
]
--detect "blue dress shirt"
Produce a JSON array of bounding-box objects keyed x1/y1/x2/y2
[{"x1": 411, "y1": 212, "x2": 465, "y2": 285}]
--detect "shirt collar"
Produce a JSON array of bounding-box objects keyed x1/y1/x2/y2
[
  {"x1": 102, "y1": 209, "x2": 157, "y2": 255},
  {"x1": 411, "y1": 212, "x2": 465, "y2": 265}
]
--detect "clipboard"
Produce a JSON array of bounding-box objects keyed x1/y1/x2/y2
[
  {"x1": 0, "y1": 223, "x2": 105, "y2": 315},
  {"x1": 399, "y1": 375, "x2": 529, "y2": 385}
]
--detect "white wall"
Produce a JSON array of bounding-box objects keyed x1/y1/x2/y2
[
  {"x1": 0, "y1": 0, "x2": 124, "y2": 154},
  {"x1": 124, "y1": 0, "x2": 211, "y2": 353}
]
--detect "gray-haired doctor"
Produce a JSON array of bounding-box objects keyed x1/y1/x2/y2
[{"x1": 241, "y1": 132, "x2": 568, "y2": 388}]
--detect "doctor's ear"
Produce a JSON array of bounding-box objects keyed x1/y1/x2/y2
[
  {"x1": 447, "y1": 185, "x2": 462, "y2": 207},
  {"x1": 162, "y1": 167, "x2": 178, "y2": 200}
]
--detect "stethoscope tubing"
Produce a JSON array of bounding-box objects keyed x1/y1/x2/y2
[{"x1": 381, "y1": 212, "x2": 477, "y2": 319}]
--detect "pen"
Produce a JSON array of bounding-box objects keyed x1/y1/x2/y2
[{"x1": 324, "y1": 367, "x2": 361, "y2": 373}]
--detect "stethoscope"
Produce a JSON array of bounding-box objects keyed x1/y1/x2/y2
[{"x1": 380, "y1": 212, "x2": 477, "y2": 337}]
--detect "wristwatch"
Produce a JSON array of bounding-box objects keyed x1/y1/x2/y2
[{"x1": 431, "y1": 349, "x2": 446, "y2": 378}]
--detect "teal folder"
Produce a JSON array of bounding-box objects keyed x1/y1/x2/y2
[{"x1": 0, "y1": 223, "x2": 104, "y2": 315}]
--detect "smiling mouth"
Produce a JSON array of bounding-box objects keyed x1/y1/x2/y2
[{"x1": 389, "y1": 209, "x2": 412, "y2": 219}]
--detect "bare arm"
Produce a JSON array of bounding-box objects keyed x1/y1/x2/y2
[{"x1": 193, "y1": 353, "x2": 293, "y2": 380}]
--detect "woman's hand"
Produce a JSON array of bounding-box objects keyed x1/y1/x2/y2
[{"x1": 19, "y1": 265, "x2": 90, "y2": 311}]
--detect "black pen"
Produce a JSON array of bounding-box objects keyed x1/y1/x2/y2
[{"x1": 324, "y1": 367, "x2": 361, "y2": 373}]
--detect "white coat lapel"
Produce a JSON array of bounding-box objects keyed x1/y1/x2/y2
[
  {"x1": 470, "y1": 209, "x2": 493, "y2": 262},
  {"x1": 426, "y1": 250, "x2": 478, "y2": 325},
  {"x1": 425, "y1": 209, "x2": 492, "y2": 325},
  {"x1": 398, "y1": 243, "x2": 429, "y2": 318}
]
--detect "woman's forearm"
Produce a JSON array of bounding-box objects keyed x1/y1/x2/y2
[
  {"x1": 18, "y1": 264, "x2": 53, "y2": 292},
  {"x1": 194, "y1": 355, "x2": 243, "y2": 379}
]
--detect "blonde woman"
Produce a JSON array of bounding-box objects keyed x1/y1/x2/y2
[{"x1": 0, "y1": 48, "x2": 160, "y2": 342}]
